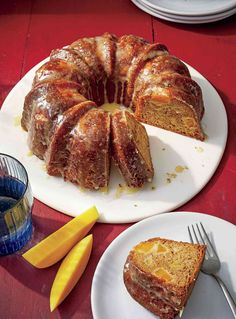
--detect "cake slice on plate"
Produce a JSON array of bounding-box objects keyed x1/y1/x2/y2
[{"x1": 124, "y1": 237, "x2": 206, "y2": 319}]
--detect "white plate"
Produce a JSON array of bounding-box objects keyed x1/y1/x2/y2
[
  {"x1": 140, "y1": 0, "x2": 236, "y2": 21},
  {"x1": 91, "y1": 212, "x2": 236, "y2": 319},
  {"x1": 132, "y1": 0, "x2": 236, "y2": 24},
  {"x1": 141, "y1": 0, "x2": 236, "y2": 16},
  {"x1": 0, "y1": 58, "x2": 227, "y2": 223}
]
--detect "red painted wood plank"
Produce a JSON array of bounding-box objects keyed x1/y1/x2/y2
[
  {"x1": 22, "y1": 0, "x2": 153, "y2": 75},
  {"x1": 0, "y1": 205, "x2": 128, "y2": 319},
  {"x1": 0, "y1": 0, "x2": 32, "y2": 106},
  {"x1": 152, "y1": 17, "x2": 236, "y2": 92}
]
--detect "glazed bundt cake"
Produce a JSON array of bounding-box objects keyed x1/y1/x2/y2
[{"x1": 21, "y1": 33, "x2": 205, "y2": 190}]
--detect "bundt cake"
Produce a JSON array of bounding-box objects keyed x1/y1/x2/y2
[
  {"x1": 21, "y1": 33, "x2": 205, "y2": 190},
  {"x1": 124, "y1": 237, "x2": 206, "y2": 319}
]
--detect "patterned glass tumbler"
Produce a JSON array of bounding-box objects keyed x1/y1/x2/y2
[{"x1": 0, "y1": 153, "x2": 33, "y2": 255}]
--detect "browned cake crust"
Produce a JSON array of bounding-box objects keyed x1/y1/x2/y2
[
  {"x1": 33, "y1": 59, "x2": 83, "y2": 87},
  {"x1": 95, "y1": 32, "x2": 117, "y2": 78},
  {"x1": 50, "y1": 47, "x2": 93, "y2": 81},
  {"x1": 131, "y1": 55, "x2": 191, "y2": 108},
  {"x1": 70, "y1": 36, "x2": 106, "y2": 79},
  {"x1": 111, "y1": 110, "x2": 153, "y2": 188},
  {"x1": 70, "y1": 36, "x2": 108, "y2": 105},
  {"x1": 146, "y1": 55, "x2": 191, "y2": 77},
  {"x1": 50, "y1": 47, "x2": 96, "y2": 101},
  {"x1": 45, "y1": 101, "x2": 96, "y2": 176},
  {"x1": 123, "y1": 237, "x2": 206, "y2": 318},
  {"x1": 124, "y1": 265, "x2": 179, "y2": 319},
  {"x1": 126, "y1": 43, "x2": 169, "y2": 106},
  {"x1": 113, "y1": 35, "x2": 149, "y2": 105},
  {"x1": 22, "y1": 79, "x2": 85, "y2": 130},
  {"x1": 22, "y1": 80, "x2": 88, "y2": 159},
  {"x1": 64, "y1": 108, "x2": 111, "y2": 189},
  {"x1": 95, "y1": 33, "x2": 117, "y2": 104}
]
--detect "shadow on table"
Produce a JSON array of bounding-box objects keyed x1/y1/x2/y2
[
  {"x1": 0, "y1": 215, "x2": 118, "y2": 318},
  {"x1": 154, "y1": 13, "x2": 236, "y2": 36}
]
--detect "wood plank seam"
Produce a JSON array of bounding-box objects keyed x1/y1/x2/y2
[
  {"x1": 20, "y1": 0, "x2": 33, "y2": 80},
  {"x1": 151, "y1": 16, "x2": 155, "y2": 42}
]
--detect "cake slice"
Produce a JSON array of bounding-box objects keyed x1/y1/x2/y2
[
  {"x1": 113, "y1": 35, "x2": 148, "y2": 105},
  {"x1": 131, "y1": 54, "x2": 191, "y2": 109},
  {"x1": 70, "y1": 36, "x2": 107, "y2": 105},
  {"x1": 50, "y1": 47, "x2": 92, "y2": 79},
  {"x1": 124, "y1": 237, "x2": 206, "y2": 319},
  {"x1": 50, "y1": 47, "x2": 94, "y2": 101},
  {"x1": 45, "y1": 101, "x2": 96, "y2": 176},
  {"x1": 64, "y1": 108, "x2": 111, "y2": 190},
  {"x1": 22, "y1": 80, "x2": 89, "y2": 159},
  {"x1": 111, "y1": 110, "x2": 154, "y2": 188},
  {"x1": 134, "y1": 73, "x2": 205, "y2": 141},
  {"x1": 95, "y1": 32, "x2": 117, "y2": 104},
  {"x1": 126, "y1": 42, "x2": 169, "y2": 106},
  {"x1": 33, "y1": 60, "x2": 82, "y2": 87}
]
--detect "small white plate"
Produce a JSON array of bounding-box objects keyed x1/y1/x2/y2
[
  {"x1": 141, "y1": 0, "x2": 236, "y2": 16},
  {"x1": 132, "y1": 0, "x2": 236, "y2": 24},
  {"x1": 91, "y1": 212, "x2": 236, "y2": 319},
  {"x1": 0, "y1": 57, "x2": 227, "y2": 223}
]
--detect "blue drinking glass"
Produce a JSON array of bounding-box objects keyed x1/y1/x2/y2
[{"x1": 0, "y1": 153, "x2": 33, "y2": 255}]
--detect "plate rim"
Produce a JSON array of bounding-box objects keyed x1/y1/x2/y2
[
  {"x1": 91, "y1": 211, "x2": 236, "y2": 318},
  {"x1": 139, "y1": 0, "x2": 236, "y2": 21},
  {"x1": 131, "y1": 0, "x2": 236, "y2": 24},
  {"x1": 139, "y1": 0, "x2": 236, "y2": 17}
]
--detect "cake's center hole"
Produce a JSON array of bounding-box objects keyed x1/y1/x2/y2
[{"x1": 101, "y1": 103, "x2": 126, "y2": 113}]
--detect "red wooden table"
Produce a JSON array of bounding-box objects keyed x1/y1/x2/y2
[{"x1": 0, "y1": 1, "x2": 236, "y2": 318}]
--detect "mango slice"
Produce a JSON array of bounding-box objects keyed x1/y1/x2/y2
[
  {"x1": 22, "y1": 206, "x2": 99, "y2": 268},
  {"x1": 153, "y1": 267, "x2": 172, "y2": 282},
  {"x1": 50, "y1": 234, "x2": 93, "y2": 311}
]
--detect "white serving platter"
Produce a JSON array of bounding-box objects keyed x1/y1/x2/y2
[{"x1": 0, "y1": 58, "x2": 227, "y2": 223}]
